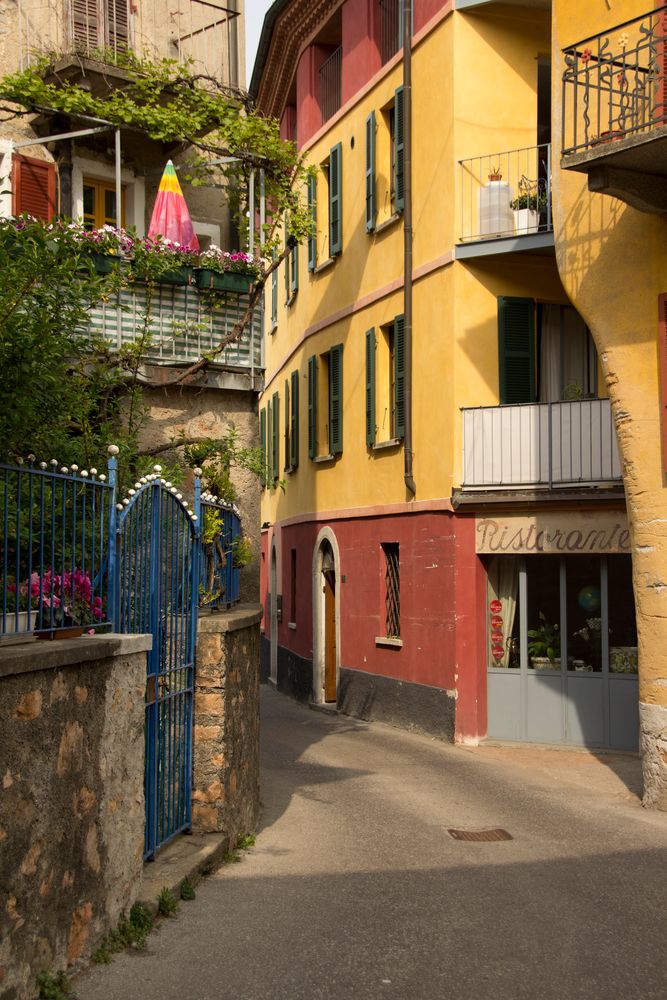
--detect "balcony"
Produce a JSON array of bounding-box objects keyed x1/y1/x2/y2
[
  {"x1": 561, "y1": 5, "x2": 667, "y2": 212},
  {"x1": 461, "y1": 399, "x2": 622, "y2": 492},
  {"x1": 319, "y1": 46, "x2": 342, "y2": 123},
  {"x1": 86, "y1": 278, "x2": 262, "y2": 382},
  {"x1": 16, "y1": 0, "x2": 241, "y2": 89},
  {"x1": 457, "y1": 144, "x2": 554, "y2": 260}
]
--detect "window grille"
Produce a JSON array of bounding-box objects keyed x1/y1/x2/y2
[{"x1": 383, "y1": 542, "x2": 400, "y2": 638}]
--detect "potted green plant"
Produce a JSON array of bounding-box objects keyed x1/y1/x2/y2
[
  {"x1": 510, "y1": 180, "x2": 547, "y2": 234},
  {"x1": 527, "y1": 612, "x2": 561, "y2": 669}
]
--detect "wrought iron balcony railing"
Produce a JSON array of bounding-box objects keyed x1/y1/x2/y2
[
  {"x1": 462, "y1": 398, "x2": 622, "y2": 490},
  {"x1": 319, "y1": 46, "x2": 342, "y2": 124},
  {"x1": 458, "y1": 144, "x2": 553, "y2": 244},
  {"x1": 562, "y1": 5, "x2": 667, "y2": 156}
]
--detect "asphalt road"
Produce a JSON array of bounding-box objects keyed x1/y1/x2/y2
[{"x1": 78, "y1": 687, "x2": 667, "y2": 1000}]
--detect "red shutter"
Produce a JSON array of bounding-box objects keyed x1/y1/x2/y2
[{"x1": 12, "y1": 155, "x2": 56, "y2": 221}]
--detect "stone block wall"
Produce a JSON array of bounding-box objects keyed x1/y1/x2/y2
[
  {"x1": 193, "y1": 606, "x2": 261, "y2": 841},
  {"x1": 0, "y1": 634, "x2": 150, "y2": 1000}
]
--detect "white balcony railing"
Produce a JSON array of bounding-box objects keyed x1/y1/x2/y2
[
  {"x1": 462, "y1": 399, "x2": 622, "y2": 490},
  {"x1": 458, "y1": 144, "x2": 553, "y2": 243}
]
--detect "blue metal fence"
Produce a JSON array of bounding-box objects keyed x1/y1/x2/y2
[
  {"x1": 1, "y1": 450, "x2": 244, "y2": 856},
  {"x1": 200, "y1": 492, "x2": 242, "y2": 610},
  {"x1": 0, "y1": 456, "x2": 114, "y2": 639}
]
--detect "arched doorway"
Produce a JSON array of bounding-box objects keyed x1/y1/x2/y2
[
  {"x1": 312, "y1": 529, "x2": 340, "y2": 704},
  {"x1": 270, "y1": 542, "x2": 278, "y2": 686}
]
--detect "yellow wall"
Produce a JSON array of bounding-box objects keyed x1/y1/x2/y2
[
  {"x1": 553, "y1": 0, "x2": 667, "y2": 719},
  {"x1": 261, "y1": 3, "x2": 558, "y2": 525}
]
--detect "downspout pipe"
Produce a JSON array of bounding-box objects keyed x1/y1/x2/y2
[{"x1": 403, "y1": 0, "x2": 416, "y2": 497}]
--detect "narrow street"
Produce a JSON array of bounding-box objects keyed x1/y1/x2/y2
[{"x1": 78, "y1": 688, "x2": 667, "y2": 1000}]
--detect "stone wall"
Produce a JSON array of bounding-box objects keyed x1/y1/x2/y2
[
  {"x1": 138, "y1": 378, "x2": 261, "y2": 605},
  {"x1": 193, "y1": 606, "x2": 261, "y2": 841},
  {"x1": 0, "y1": 634, "x2": 150, "y2": 1000}
]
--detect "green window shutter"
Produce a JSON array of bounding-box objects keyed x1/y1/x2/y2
[
  {"x1": 272, "y1": 391, "x2": 280, "y2": 481},
  {"x1": 307, "y1": 173, "x2": 317, "y2": 271},
  {"x1": 498, "y1": 297, "x2": 536, "y2": 404},
  {"x1": 329, "y1": 343, "x2": 344, "y2": 455},
  {"x1": 394, "y1": 87, "x2": 405, "y2": 213},
  {"x1": 329, "y1": 143, "x2": 342, "y2": 256},
  {"x1": 290, "y1": 369, "x2": 299, "y2": 469},
  {"x1": 365, "y1": 328, "x2": 376, "y2": 446},
  {"x1": 394, "y1": 314, "x2": 405, "y2": 439},
  {"x1": 271, "y1": 253, "x2": 278, "y2": 325},
  {"x1": 365, "y1": 112, "x2": 376, "y2": 233},
  {"x1": 259, "y1": 407, "x2": 267, "y2": 487},
  {"x1": 284, "y1": 378, "x2": 290, "y2": 470},
  {"x1": 307, "y1": 355, "x2": 317, "y2": 459}
]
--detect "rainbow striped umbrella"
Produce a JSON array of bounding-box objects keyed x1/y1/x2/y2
[{"x1": 147, "y1": 160, "x2": 199, "y2": 252}]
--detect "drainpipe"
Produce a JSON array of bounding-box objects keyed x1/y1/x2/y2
[{"x1": 403, "y1": 0, "x2": 416, "y2": 497}]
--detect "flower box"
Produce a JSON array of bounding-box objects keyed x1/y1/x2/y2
[
  {"x1": 88, "y1": 251, "x2": 119, "y2": 274},
  {"x1": 157, "y1": 265, "x2": 195, "y2": 286},
  {"x1": 195, "y1": 268, "x2": 254, "y2": 293}
]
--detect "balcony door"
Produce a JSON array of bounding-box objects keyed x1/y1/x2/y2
[{"x1": 499, "y1": 298, "x2": 598, "y2": 405}]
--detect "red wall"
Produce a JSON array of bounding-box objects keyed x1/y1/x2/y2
[
  {"x1": 260, "y1": 510, "x2": 487, "y2": 739},
  {"x1": 341, "y1": 0, "x2": 381, "y2": 106},
  {"x1": 414, "y1": 0, "x2": 446, "y2": 34}
]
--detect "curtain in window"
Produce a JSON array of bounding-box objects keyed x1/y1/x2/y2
[{"x1": 488, "y1": 557, "x2": 519, "y2": 668}]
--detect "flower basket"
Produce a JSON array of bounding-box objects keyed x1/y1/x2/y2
[{"x1": 195, "y1": 268, "x2": 254, "y2": 293}]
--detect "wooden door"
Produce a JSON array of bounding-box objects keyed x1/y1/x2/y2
[{"x1": 323, "y1": 569, "x2": 337, "y2": 702}]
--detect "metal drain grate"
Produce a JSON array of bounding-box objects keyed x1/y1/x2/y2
[{"x1": 448, "y1": 828, "x2": 513, "y2": 842}]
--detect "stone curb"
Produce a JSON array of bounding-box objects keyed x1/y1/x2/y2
[{"x1": 136, "y1": 831, "x2": 234, "y2": 912}]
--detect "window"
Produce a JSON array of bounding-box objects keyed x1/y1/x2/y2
[
  {"x1": 260, "y1": 407, "x2": 267, "y2": 488},
  {"x1": 365, "y1": 316, "x2": 405, "y2": 446},
  {"x1": 365, "y1": 112, "x2": 377, "y2": 233},
  {"x1": 290, "y1": 549, "x2": 297, "y2": 625},
  {"x1": 284, "y1": 216, "x2": 298, "y2": 301},
  {"x1": 12, "y1": 154, "x2": 55, "y2": 221},
  {"x1": 71, "y1": 0, "x2": 130, "y2": 54},
  {"x1": 82, "y1": 177, "x2": 126, "y2": 229},
  {"x1": 328, "y1": 144, "x2": 343, "y2": 256},
  {"x1": 498, "y1": 298, "x2": 598, "y2": 404},
  {"x1": 290, "y1": 369, "x2": 299, "y2": 469},
  {"x1": 308, "y1": 345, "x2": 344, "y2": 459},
  {"x1": 382, "y1": 542, "x2": 400, "y2": 638},
  {"x1": 284, "y1": 378, "x2": 291, "y2": 472},
  {"x1": 271, "y1": 252, "x2": 278, "y2": 327},
  {"x1": 271, "y1": 392, "x2": 280, "y2": 484}
]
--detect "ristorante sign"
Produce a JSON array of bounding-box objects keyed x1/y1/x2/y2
[{"x1": 475, "y1": 512, "x2": 630, "y2": 555}]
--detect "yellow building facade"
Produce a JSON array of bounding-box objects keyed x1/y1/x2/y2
[
  {"x1": 255, "y1": 0, "x2": 638, "y2": 752},
  {"x1": 553, "y1": 0, "x2": 667, "y2": 805}
]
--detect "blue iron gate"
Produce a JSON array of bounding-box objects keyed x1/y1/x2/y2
[{"x1": 114, "y1": 467, "x2": 201, "y2": 858}]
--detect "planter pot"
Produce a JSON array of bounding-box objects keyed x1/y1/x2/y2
[
  {"x1": 195, "y1": 268, "x2": 255, "y2": 293},
  {"x1": 0, "y1": 611, "x2": 36, "y2": 645},
  {"x1": 531, "y1": 657, "x2": 561, "y2": 671},
  {"x1": 514, "y1": 209, "x2": 540, "y2": 234},
  {"x1": 36, "y1": 625, "x2": 85, "y2": 641}
]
